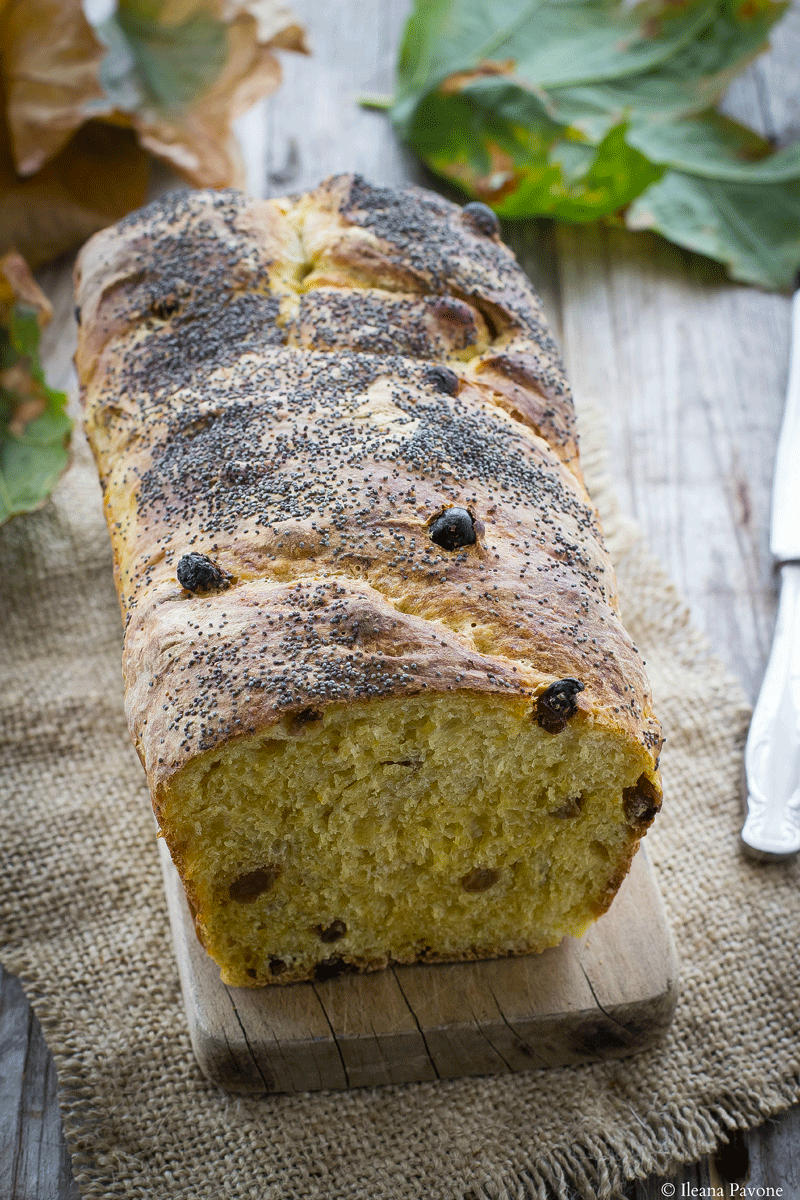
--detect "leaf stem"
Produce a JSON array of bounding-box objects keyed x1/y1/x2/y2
[{"x1": 357, "y1": 92, "x2": 394, "y2": 110}]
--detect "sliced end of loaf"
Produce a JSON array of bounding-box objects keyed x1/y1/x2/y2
[{"x1": 159, "y1": 691, "x2": 658, "y2": 986}]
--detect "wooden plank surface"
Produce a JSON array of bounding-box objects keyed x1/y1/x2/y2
[
  {"x1": 1, "y1": 0, "x2": 800, "y2": 1192},
  {"x1": 0, "y1": 964, "x2": 79, "y2": 1200},
  {"x1": 159, "y1": 842, "x2": 678, "y2": 1094}
]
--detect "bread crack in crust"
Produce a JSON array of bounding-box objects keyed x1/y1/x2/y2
[{"x1": 76, "y1": 175, "x2": 663, "y2": 987}]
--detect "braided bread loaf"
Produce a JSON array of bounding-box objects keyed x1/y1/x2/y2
[{"x1": 75, "y1": 176, "x2": 662, "y2": 987}]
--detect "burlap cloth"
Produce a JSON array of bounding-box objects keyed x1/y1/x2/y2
[{"x1": 2, "y1": 367, "x2": 800, "y2": 1199}]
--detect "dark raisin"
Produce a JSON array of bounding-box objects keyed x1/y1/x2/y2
[
  {"x1": 460, "y1": 866, "x2": 500, "y2": 893},
  {"x1": 536, "y1": 678, "x2": 584, "y2": 734},
  {"x1": 314, "y1": 956, "x2": 353, "y2": 982},
  {"x1": 462, "y1": 201, "x2": 501, "y2": 237},
  {"x1": 622, "y1": 773, "x2": 661, "y2": 827},
  {"x1": 315, "y1": 919, "x2": 347, "y2": 943},
  {"x1": 151, "y1": 294, "x2": 180, "y2": 320},
  {"x1": 268, "y1": 958, "x2": 287, "y2": 976},
  {"x1": 228, "y1": 864, "x2": 282, "y2": 903},
  {"x1": 74, "y1": 305, "x2": 81, "y2": 325},
  {"x1": 550, "y1": 795, "x2": 584, "y2": 819},
  {"x1": 424, "y1": 364, "x2": 460, "y2": 395},
  {"x1": 429, "y1": 506, "x2": 476, "y2": 551},
  {"x1": 286, "y1": 706, "x2": 323, "y2": 733},
  {"x1": 177, "y1": 552, "x2": 231, "y2": 594}
]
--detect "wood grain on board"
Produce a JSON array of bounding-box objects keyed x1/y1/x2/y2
[{"x1": 2, "y1": 0, "x2": 800, "y2": 1193}]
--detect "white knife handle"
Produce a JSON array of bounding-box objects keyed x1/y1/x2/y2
[{"x1": 741, "y1": 562, "x2": 800, "y2": 860}]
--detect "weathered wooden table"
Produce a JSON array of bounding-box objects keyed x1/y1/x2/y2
[{"x1": 2, "y1": 2, "x2": 800, "y2": 1195}]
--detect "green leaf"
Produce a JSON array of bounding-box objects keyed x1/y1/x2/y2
[
  {"x1": 546, "y1": 0, "x2": 788, "y2": 136},
  {"x1": 0, "y1": 306, "x2": 71, "y2": 525},
  {"x1": 535, "y1": 122, "x2": 664, "y2": 221},
  {"x1": 406, "y1": 79, "x2": 558, "y2": 172},
  {"x1": 98, "y1": 1, "x2": 228, "y2": 114},
  {"x1": 627, "y1": 172, "x2": 800, "y2": 288},
  {"x1": 626, "y1": 111, "x2": 800, "y2": 182},
  {"x1": 508, "y1": 1, "x2": 717, "y2": 88},
  {"x1": 7, "y1": 306, "x2": 40, "y2": 362},
  {"x1": 395, "y1": 0, "x2": 546, "y2": 113},
  {"x1": 393, "y1": 0, "x2": 719, "y2": 133},
  {"x1": 390, "y1": 0, "x2": 800, "y2": 288},
  {"x1": 0, "y1": 438, "x2": 71, "y2": 519},
  {"x1": 405, "y1": 77, "x2": 662, "y2": 219}
]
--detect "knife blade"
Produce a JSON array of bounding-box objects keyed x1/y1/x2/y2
[{"x1": 741, "y1": 278, "x2": 800, "y2": 860}]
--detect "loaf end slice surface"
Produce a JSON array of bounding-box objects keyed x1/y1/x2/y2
[{"x1": 76, "y1": 177, "x2": 662, "y2": 987}]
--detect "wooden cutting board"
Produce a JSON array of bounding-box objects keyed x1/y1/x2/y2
[{"x1": 159, "y1": 841, "x2": 679, "y2": 1095}]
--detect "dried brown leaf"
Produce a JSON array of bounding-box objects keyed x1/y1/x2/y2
[
  {"x1": 0, "y1": 120, "x2": 149, "y2": 269},
  {"x1": 127, "y1": 1, "x2": 308, "y2": 187},
  {"x1": 0, "y1": 249, "x2": 52, "y2": 322},
  {"x1": 1, "y1": 0, "x2": 109, "y2": 176},
  {"x1": 5, "y1": 383, "x2": 46, "y2": 434},
  {"x1": 0, "y1": 251, "x2": 71, "y2": 523},
  {"x1": 0, "y1": 0, "x2": 306, "y2": 266}
]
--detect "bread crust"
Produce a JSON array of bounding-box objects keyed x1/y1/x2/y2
[{"x1": 76, "y1": 176, "x2": 662, "y2": 981}]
